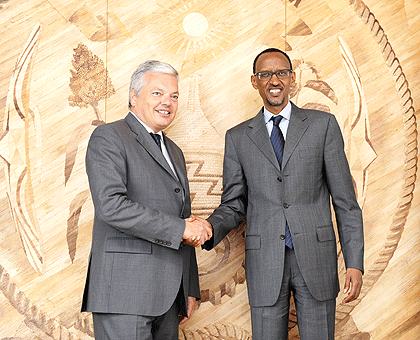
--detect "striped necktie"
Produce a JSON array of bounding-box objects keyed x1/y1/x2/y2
[
  {"x1": 271, "y1": 115, "x2": 293, "y2": 249},
  {"x1": 150, "y1": 133, "x2": 162, "y2": 150}
]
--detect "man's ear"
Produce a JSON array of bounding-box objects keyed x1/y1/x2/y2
[
  {"x1": 290, "y1": 71, "x2": 296, "y2": 87},
  {"x1": 129, "y1": 89, "x2": 137, "y2": 107},
  {"x1": 251, "y1": 75, "x2": 258, "y2": 90}
]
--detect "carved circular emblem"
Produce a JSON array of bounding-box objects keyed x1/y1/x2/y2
[{"x1": 0, "y1": 0, "x2": 416, "y2": 339}]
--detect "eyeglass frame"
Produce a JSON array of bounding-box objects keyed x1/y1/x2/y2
[{"x1": 254, "y1": 69, "x2": 293, "y2": 81}]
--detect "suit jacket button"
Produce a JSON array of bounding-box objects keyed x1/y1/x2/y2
[
  {"x1": 280, "y1": 235, "x2": 286, "y2": 240},
  {"x1": 174, "y1": 188, "x2": 181, "y2": 193},
  {"x1": 277, "y1": 177, "x2": 282, "y2": 182},
  {"x1": 283, "y1": 203, "x2": 289, "y2": 208}
]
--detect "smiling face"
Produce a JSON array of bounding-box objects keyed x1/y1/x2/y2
[
  {"x1": 251, "y1": 52, "x2": 296, "y2": 114},
  {"x1": 130, "y1": 72, "x2": 179, "y2": 133}
]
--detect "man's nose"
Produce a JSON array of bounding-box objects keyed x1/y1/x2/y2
[
  {"x1": 269, "y1": 73, "x2": 281, "y2": 84},
  {"x1": 161, "y1": 93, "x2": 171, "y2": 105}
]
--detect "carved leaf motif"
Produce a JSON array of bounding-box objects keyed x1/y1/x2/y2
[
  {"x1": 304, "y1": 80, "x2": 338, "y2": 105},
  {"x1": 64, "y1": 122, "x2": 92, "y2": 185},
  {"x1": 301, "y1": 102, "x2": 331, "y2": 113},
  {"x1": 67, "y1": 189, "x2": 90, "y2": 262}
]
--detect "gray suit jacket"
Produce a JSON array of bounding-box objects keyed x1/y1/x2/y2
[
  {"x1": 81, "y1": 113, "x2": 200, "y2": 316},
  {"x1": 205, "y1": 102, "x2": 363, "y2": 306}
]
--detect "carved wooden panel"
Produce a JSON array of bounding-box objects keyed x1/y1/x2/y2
[{"x1": 0, "y1": 0, "x2": 419, "y2": 339}]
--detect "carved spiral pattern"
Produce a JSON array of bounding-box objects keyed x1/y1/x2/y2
[
  {"x1": 0, "y1": 264, "x2": 81, "y2": 340},
  {"x1": 335, "y1": 0, "x2": 418, "y2": 327},
  {"x1": 180, "y1": 323, "x2": 251, "y2": 340}
]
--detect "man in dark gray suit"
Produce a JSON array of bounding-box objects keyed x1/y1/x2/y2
[
  {"x1": 197, "y1": 48, "x2": 364, "y2": 339},
  {"x1": 81, "y1": 60, "x2": 212, "y2": 339}
]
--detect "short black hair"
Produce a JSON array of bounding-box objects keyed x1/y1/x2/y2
[{"x1": 253, "y1": 48, "x2": 292, "y2": 74}]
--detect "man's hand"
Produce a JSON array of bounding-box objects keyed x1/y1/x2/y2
[
  {"x1": 179, "y1": 296, "x2": 197, "y2": 325},
  {"x1": 183, "y1": 215, "x2": 212, "y2": 247},
  {"x1": 342, "y1": 268, "x2": 363, "y2": 303}
]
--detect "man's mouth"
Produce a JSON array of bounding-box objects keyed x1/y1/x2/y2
[
  {"x1": 156, "y1": 109, "x2": 171, "y2": 115},
  {"x1": 269, "y1": 88, "x2": 283, "y2": 95}
]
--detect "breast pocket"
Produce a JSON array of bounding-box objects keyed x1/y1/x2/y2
[{"x1": 299, "y1": 148, "x2": 318, "y2": 159}]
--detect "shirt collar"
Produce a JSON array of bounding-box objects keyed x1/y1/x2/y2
[
  {"x1": 130, "y1": 111, "x2": 163, "y2": 138},
  {"x1": 263, "y1": 101, "x2": 292, "y2": 124}
]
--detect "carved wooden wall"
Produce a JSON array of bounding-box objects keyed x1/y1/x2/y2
[{"x1": 0, "y1": 0, "x2": 419, "y2": 339}]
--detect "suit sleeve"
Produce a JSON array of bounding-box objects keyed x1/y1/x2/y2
[
  {"x1": 324, "y1": 115, "x2": 364, "y2": 272},
  {"x1": 187, "y1": 245, "x2": 201, "y2": 299},
  {"x1": 204, "y1": 130, "x2": 247, "y2": 250},
  {"x1": 86, "y1": 124, "x2": 185, "y2": 250}
]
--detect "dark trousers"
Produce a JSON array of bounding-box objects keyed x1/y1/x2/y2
[
  {"x1": 92, "y1": 298, "x2": 179, "y2": 340},
  {"x1": 251, "y1": 247, "x2": 336, "y2": 340}
]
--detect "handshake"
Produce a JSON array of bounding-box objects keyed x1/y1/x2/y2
[{"x1": 183, "y1": 215, "x2": 213, "y2": 247}]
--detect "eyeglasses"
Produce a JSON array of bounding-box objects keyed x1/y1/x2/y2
[{"x1": 254, "y1": 69, "x2": 293, "y2": 81}]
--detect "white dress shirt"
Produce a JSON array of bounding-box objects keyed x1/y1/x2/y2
[
  {"x1": 263, "y1": 101, "x2": 292, "y2": 140},
  {"x1": 130, "y1": 112, "x2": 178, "y2": 178}
]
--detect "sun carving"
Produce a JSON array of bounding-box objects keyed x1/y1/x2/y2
[
  {"x1": 183, "y1": 12, "x2": 209, "y2": 37},
  {"x1": 149, "y1": 0, "x2": 237, "y2": 71}
]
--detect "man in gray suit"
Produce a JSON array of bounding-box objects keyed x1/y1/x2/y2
[
  {"x1": 81, "y1": 60, "x2": 212, "y2": 339},
  {"x1": 197, "y1": 48, "x2": 364, "y2": 339}
]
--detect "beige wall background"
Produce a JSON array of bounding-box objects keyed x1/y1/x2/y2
[{"x1": 0, "y1": 0, "x2": 419, "y2": 339}]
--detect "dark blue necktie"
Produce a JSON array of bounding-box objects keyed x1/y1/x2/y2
[
  {"x1": 150, "y1": 133, "x2": 162, "y2": 150},
  {"x1": 270, "y1": 115, "x2": 293, "y2": 249}
]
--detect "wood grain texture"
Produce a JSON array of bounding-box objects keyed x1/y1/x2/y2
[{"x1": 0, "y1": 0, "x2": 419, "y2": 339}]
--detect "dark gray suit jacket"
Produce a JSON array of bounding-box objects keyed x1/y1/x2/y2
[
  {"x1": 81, "y1": 113, "x2": 200, "y2": 316},
  {"x1": 205, "y1": 102, "x2": 363, "y2": 306}
]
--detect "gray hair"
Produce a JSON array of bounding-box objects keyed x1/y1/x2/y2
[{"x1": 129, "y1": 60, "x2": 179, "y2": 108}]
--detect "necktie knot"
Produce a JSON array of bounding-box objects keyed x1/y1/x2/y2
[
  {"x1": 150, "y1": 133, "x2": 162, "y2": 149},
  {"x1": 271, "y1": 114, "x2": 283, "y2": 127}
]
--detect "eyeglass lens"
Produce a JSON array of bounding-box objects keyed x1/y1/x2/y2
[{"x1": 257, "y1": 70, "x2": 291, "y2": 80}]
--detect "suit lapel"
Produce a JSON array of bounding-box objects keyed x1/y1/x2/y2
[
  {"x1": 282, "y1": 103, "x2": 309, "y2": 169},
  {"x1": 164, "y1": 135, "x2": 188, "y2": 192},
  {"x1": 164, "y1": 137, "x2": 189, "y2": 214},
  {"x1": 247, "y1": 108, "x2": 280, "y2": 171},
  {"x1": 125, "y1": 114, "x2": 178, "y2": 180}
]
